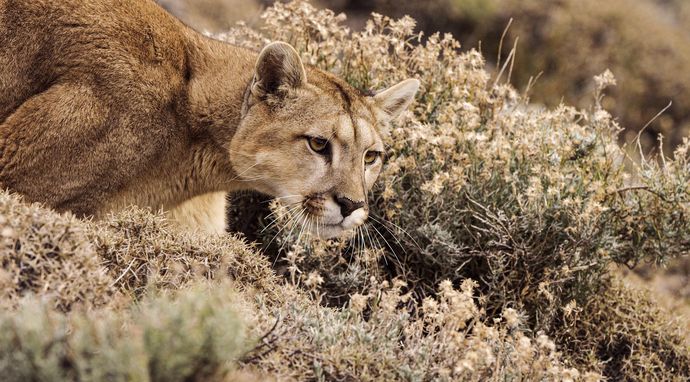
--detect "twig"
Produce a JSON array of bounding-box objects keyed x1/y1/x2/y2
[
  {"x1": 110, "y1": 259, "x2": 136, "y2": 287},
  {"x1": 240, "y1": 312, "x2": 283, "y2": 363},
  {"x1": 635, "y1": 101, "x2": 672, "y2": 160},
  {"x1": 609, "y1": 186, "x2": 670, "y2": 203},
  {"x1": 496, "y1": 18, "x2": 514, "y2": 70}
]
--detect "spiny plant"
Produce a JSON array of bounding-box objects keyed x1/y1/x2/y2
[{"x1": 0, "y1": 189, "x2": 594, "y2": 381}]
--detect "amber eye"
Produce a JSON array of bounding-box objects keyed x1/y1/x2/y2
[
  {"x1": 364, "y1": 151, "x2": 380, "y2": 165},
  {"x1": 307, "y1": 137, "x2": 329, "y2": 153}
]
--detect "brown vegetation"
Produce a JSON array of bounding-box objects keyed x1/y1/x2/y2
[
  {"x1": 322, "y1": 0, "x2": 690, "y2": 153},
  {"x1": 1, "y1": 1, "x2": 689, "y2": 380}
]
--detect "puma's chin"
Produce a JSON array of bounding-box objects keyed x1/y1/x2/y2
[
  {"x1": 308, "y1": 222, "x2": 357, "y2": 239},
  {"x1": 312, "y1": 223, "x2": 348, "y2": 239}
]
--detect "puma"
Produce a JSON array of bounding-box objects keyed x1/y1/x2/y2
[{"x1": 0, "y1": 0, "x2": 419, "y2": 237}]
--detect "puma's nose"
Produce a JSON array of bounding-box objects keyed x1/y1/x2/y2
[{"x1": 335, "y1": 196, "x2": 365, "y2": 218}]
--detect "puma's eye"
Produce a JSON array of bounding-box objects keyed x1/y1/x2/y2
[
  {"x1": 307, "y1": 137, "x2": 329, "y2": 153},
  {"x1": 364, "y1": 151, "x2": 380, "y2": 165}
]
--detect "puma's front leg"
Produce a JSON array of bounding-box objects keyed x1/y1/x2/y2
[{"x1": 167, "y1": 192, "x2": 228, "y2": 235}]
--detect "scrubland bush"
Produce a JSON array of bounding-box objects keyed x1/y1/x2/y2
[
  {"x1": 1, "y1": 1, "x2": 688, "y2": 380},
  {"x1": 0, "y1": 283, "x2": 248, "y2": 382},
  {"x1": 322, "y1": 0, "x2": 690, "y2": 152},
  {"x1": 0, "y1": 190, "x2": 589, "y2": 381},
  {"x1": 0, "y1": 192, "x2": 114, "y2": 311},
  {"x1": 247, "y1": 278, "x2": 600, "y2": 381},
  {"x1": 220, "y1": 1, "x2": 689, "y2": 378}
]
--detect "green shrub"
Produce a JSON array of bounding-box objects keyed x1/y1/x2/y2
[{"x1": 0, "y1": 282, "x2": 248, "y2": 382}]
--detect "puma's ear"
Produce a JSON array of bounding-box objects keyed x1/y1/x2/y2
[
  {"x1": 373, "y1": 79, "x2": 420, "y2": 121},
  {"x1": 374, "y1": 78, "x2": 419, "y2": 120},
  {"x1": 251, "y1": 41, "x2": 307, "y2": 100}
]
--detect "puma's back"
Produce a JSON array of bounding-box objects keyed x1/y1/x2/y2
[
  {"x1": 0, "y1": 0, "x2": 200, "y2": 215},
  {"x1": 0, "y1": 0, "x2": 187, "y2": 121},
  {"x1": 0, "y1": 0, "x2": 419, "y2": 237}
]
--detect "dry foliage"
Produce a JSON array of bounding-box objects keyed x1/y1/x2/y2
[
  {"x1": 1, "y1": 1, "x2": 688, "y2": 381},
  {"x1": 322, "y1": 0, "x2": 690, "y2": 152},
  {"x1": 0, "y1": 190, "x2": 587, "y2": 381},
  {"x1": 221, "y1": 1, "x2": 689, "y2": 379}
]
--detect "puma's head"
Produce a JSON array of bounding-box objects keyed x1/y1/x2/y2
[{"x1": 230, "y1": 42, "x2": 419, "y2": 238}]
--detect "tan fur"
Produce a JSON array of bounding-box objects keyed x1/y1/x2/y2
[
  {"x1": 167, "y1": 192, "x2": 227, "y2": 234},
  {"x1": 0, "y1": 0, "x2": 418, "y2": 237}
]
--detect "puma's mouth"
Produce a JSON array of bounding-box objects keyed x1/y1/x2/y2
[
  {"x1": 306, "y1": 210, "x2": 369, "y2": 239},
  {"x1": 272, "y1": 193, "x2": 368, "y2": 239}
]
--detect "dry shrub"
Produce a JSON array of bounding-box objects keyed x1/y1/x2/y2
[
  {"x1": 0, "y1": 282, "x2": 249, "y2": 382},
  {"x1": 555, "y1": 276, "x2": 690, "y2": 380},
  {"x1": 0, "y1": 191, "x2": 279, "y2": 310},
  {"x1": 0, "y1": 189, "x2": 587, "y2": 381},
  {"x1": 322, "y1": 0, "x2": 690, "y2": 152},
  {"x1": 219, "y1": 1, "x2": 689, "y2": 379},
  {"x1": 0, "y1": 192, "x2": 114, "y2": 311},
  {"x1": 97, "y1": 207, "x2": 279, "y2": 300},
  {"x1": 245, "y1": 279, "x2": 596, "y2": 381}
]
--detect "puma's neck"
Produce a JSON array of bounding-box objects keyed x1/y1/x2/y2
[
  {"x1": 106, "y1": 35, "x2": 258, "y2": 215},
  {"x1": 183, "y1": 35, "x2": 256, "y2": 145}
]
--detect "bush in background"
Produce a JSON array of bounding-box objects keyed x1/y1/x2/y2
[
  {"x1": 156, "y1": 0, "x2": 262, "y2": 32},
  {"x1": 321, "y1": 0, "x2": 690, "y2": 153}
]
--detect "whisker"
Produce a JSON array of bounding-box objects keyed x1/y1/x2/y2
[
  {"x1": 261, "y1": 203, "x2": 303, "y2": 234},
  {"x1": 278, "y1": 208, "x2": 307, "y2": 255},
  {"x1": 294, "y1": 213, "x2": 309, "y2": 249},
  {"x1": 226, "y1": 148, "x2": 257, "y2": 157},
  {"x1": 266, "y1": 207, "x2": 306, "y2": 264},
  {"x1": 348, "y1": 227, "x2": 360, "y2": 267},
  {"x1": 369, "y1": 213, "x2": 423, "y2": 252},
  {"x1": 364, "y1": 224, "x2": 388, "y2": 267},
  {"x1": 315, "y1": 215, "x2": 320, "y2": 239},
  {"x1": 369, "y1": 222, "x2": 403, "y2": 269},
  {"x1": 368, "y1": 215, "x2": 408, "y2": 256},
  {"x1": 233, "y1": 177, "x2": 267, "y2": 183},
  {"x1": 262, "y1": 201, "x2": 302, "y2": 222},
  {"x1": 224, "y1": 162, "x2": 261, "y2": 185},
  {"x1": 260, "y1": 195, "x2": 302, "y2": 205},
  {"x1": 357, "y1": 226, "x2": 365, "y2": 261}
]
